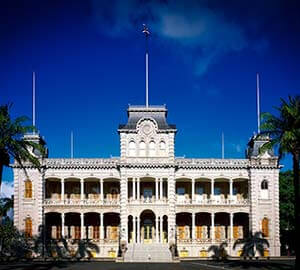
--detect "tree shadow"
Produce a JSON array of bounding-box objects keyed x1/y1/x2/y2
[
  {"x1": 233, "y1": 231, "x2": 270, "y2": 259},
  {"x1": 72, "y1": 239, "x2": 100, "y2": 260},
  {"x1": 208, "y1": 241, "x2": 228, "y2": 261}
]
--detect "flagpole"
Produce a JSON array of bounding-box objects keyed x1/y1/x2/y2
[
  {"x1": 32, "y1": 71, "x2": 36, "y2": 128},
  {"x1": 222, "y1": 132, "x2": 224, "y2": 159},
  {"x1": 71, "y1": 131, "x2": 74, "y2": 158},
  {"x1": 256, "y1": 73, "x2": 260, "y2": 134},
  {"x1": 143, "y1": 24, "x2": 150, "y2": 108}
]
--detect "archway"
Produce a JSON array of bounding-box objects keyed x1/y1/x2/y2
[{"x1": 140, "y1": 210, "x2": 156, "y2": 244}]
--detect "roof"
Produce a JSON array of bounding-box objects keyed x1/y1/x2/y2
[{"x1": 118, "y1": 105, "x2": 176, "y2": 132}]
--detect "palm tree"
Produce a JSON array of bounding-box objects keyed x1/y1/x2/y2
[
  {"x1": 233, "y1": 232, "x2": 269, "y2": 258},
  {"x1": 0, "y1": 197, "x2": 13, "y2": 224},
  {"x1": 261, "y1": 96, "x2": 300, "y2": 267},
  {"x1": 0, "y1": 104, "x2": 45, "y2": 190},
  {"x1": 208, "y1": 241, "x2": 228, "y2": 260}
]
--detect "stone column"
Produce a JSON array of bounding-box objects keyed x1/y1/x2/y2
[
  {"x1": 100, "y1": 179, "x2": 104, "y2": 201},
  {"x1": 211, "y1": 212, "x2": 215, "y2": 240},
  {"x1": 230, "y1": 212, "x2": 234, "y2": 240},
  {"x1": 120, "y1": 175, "x2": 128, "y2": 242},
  {"x1": 80, "y1": 212, "x2": 84, "y2": 239},
  {"x1": 160, "y1": 178, "x2": 163, "y2": 200},
  {"x1": 229, "y1": 179, "x2": 233, "y2": 201},
  {"x1": 192, "y1": 212, "x2": 195, "y2": 240},
  {"x1": 155, "y1": 217, "x2": 159, "y2": 243},
  {"x1": 211, "y1": 179, "x2": 214, "y2": 201},
  {"x1": 133, "y1": 216, "x2": 136, "y2": 243},
  {"x1": 61, "y1": 179, "x2": 65, "y2": 201},
  {"x1": 137, "y1": 178, "x2": 140, "y2": 201},
  {"x1": 160, "y1": 216, "x2": 163, "y2": 243},
  {"x1": 100, "y1": 212, "x2": 104, "y2": 240},
  {"x1": 167, "y1": 173, "x2": 176, "y2": 244},
  {"x1": 80, "y1": 179, "x2": 84, "y2": 200},
  {"x1": 133, "y1": 178, "x2": 136, "y2": 200},
  {"x1": 61, "y1": 212, "x2": 65, "y2": 238},
  {"x1": 137, "y1": 217, "x2": 140, "y2": 243},
  {"x1": 192, "y1": 178, "x2": 195, "y2": 203},
  {"x1": 155, "y1": 178, "x2": 159, "y2": 201}
]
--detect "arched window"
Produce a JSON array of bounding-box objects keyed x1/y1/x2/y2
[
  {"x1": 139, "y1": 141, "x2": 146, "y2": 156},
  {"x1": 261, "y1": 180, "x2": 268, "y2": 190},
  {"x1": 128, "y1": 141, "x2": 136, "y2": 157},
  {"x1": 262, "y1": 217, "x2": 269, "y2": 237},
  {"x1": 25, "y1": 180, "x2": 32, "y2": 198},
  {"x1": 149, "y1": 141, "x2": 156, "y2": 156},
  {"x1": 25, "y1": 217, "x2": 32, "y2": 237},
  {"x1": 159, "y1": 141, "x2": 166, "y2": 151}
]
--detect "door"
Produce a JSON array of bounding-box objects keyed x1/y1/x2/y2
[{"x1": 143, "y1": 219, "x2": 153, "y2": 243}]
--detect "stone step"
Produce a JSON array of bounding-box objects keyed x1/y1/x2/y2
[{"x1": 124, "y1": 243, "x2": 173, "y2": 262}]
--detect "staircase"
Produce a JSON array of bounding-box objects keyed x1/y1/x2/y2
[{"x1": 124, "y1": 243, "x2": 173, "y2": 262}]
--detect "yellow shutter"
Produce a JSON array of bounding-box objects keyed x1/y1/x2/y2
[
  {"x1": 25, "y1": 180, "x2": 32, "y2": 198},
  {"x1": 25, "y1": 218, "x2": 32, "y2": 237}
]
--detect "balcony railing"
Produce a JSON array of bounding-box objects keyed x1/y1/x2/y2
[
  {"x1": 176, "y1": 195, "x2": 249, "y2": 205},
  {"x1": 44, "y1": 198, "x2": 120, "y2": 206},
  {"x1": 128, "y1": 197, "x2": 168, "y2": 204}
]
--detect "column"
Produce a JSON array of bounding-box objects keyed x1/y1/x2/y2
[
  {"x1": 160, "y1": 216, "x2": 163, "y2": 243},
  {"x1": 80, "y1": 179, "x2": 84, "y2": 200},
  {"x1": 137, "y1": 217, "x2": 140, "y2": 243},
  {"x1": 133, "y1": 216, "x2": 136, "y2": 243},
  {"x1": 61, "y1": 179, "x2": 65, "y2": 201},
  {"x1": 137, "y1": 178, "x2": 140, "y2": 201},
  {"x1": 160, "y1": 178, "x2": 163, "y2": 200},
  {"x1": 100, "y1": 212, "x2": 104, "y2": 240},
  {"x1": 229, "y1": 179, "x2": 233, "y2": 201},
  {"x1": 80, "y1": 212, "x2": 84, "y2": 239},
  {"x1": 192, "y1": 178, "x2": 195, "y2": 203},
  {"x1": 61, "y1": 212, "x2": 65, "y2": 238},
  {"x1": 155, "y1": 217, "x2": 159, "y2": 243},
  {"x1": 230, "y1": 212, "x2": 234, "y2": 240},
  {"x1": 211, "y1": 213, "x2": 215, "y2": 240},
  {"x1": 133, "y1": 178, "x2": 136, "y2": 200},
  {"x1": 211, "y1": 179, "x2": 214, "y2": 201},
  {"x1": 155, "y1": 178, "x2": 159, "y2": 201},
  {"x1": 100, "y1": 179, "x2": 104, "y2": 201},
  {"x1": 192, "y1": 213, "x2": 195, "y2": 240}
]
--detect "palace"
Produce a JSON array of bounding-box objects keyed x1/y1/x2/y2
[{"x1": 12, "y1": 104, "x2": 281, "y2": 260}]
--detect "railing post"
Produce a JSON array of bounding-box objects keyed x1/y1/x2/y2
[
  {"x1": 192, "y1": 178, "x2": 195, "y2": 203},
  {"x1": 211, "y1": 212, "x2": 215, "y2": 241},
  {"x1": 137, "y1": 178, "x2": 140, "y2": 201},
  {"x1": 100, "y1": 179, "x2": 104, "y2": 202},
  {"x1": 61, "y1": 179, "x2": 65, "y2": 202},
  {"x1": 61, "y1": 212, "x2": 65, "y2": 238}
]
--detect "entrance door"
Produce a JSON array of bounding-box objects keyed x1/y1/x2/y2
[{"x1": 143, "y1": 218, "x2": 153, "y2": 244}]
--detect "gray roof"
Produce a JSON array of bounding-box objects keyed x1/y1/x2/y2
[{"x1": 118, "y1": 105, "x2": 176, "y2": 131}]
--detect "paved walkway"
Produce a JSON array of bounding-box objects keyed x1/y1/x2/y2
[{"x1": 0, "y1": 260, "x2": 295, "y2": 270}]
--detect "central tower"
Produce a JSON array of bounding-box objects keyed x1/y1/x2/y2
[{"x1": 118, "y1": 105, "x2": 177, "y2": 162}]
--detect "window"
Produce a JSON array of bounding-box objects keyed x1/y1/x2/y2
[
  {"x1": 149, "y1": 141, "x2": 156, "y2": 156},
  {"x1": 177, "y1": 187, "x2": 185, "y2": 195},
  {"x1": 25, "y1": 217, "x2": 32, "y2": 237},
  {"x1": 139, "y1": 141, "x2": 146, "y2": 156},
  {"x1": 160, "y1": 141, "x2": 166, "y2": 150},
  {"x1": 261, "y1": 180, "x2": 268, "y2": 190},
  {"x1": 260, "y1": 180, "x2": 269, "y2": 199},
  {"x1": 214, "y1": 187, "x2": 221, "y2": 195},
  {"x1": 262, "y1": 217, "x2": 269, "y2": 237},
  {"x1": 196, "y1": 186, "x2": 204, "y2": 195},
  {"x1": 25, "y1": 180, "x2": 32, "y2": 198},
  {"x1": 128, "y1": 141, "x2": 136, "y2": 157}
]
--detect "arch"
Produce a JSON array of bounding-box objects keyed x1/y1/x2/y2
[
  {"x1": 262, "y1": 217, "x2": 269, "y2": 237},
  {"x1": 45, "y1": 212, "x2": 62, "y2": 239},
  {"x1": 149, "y1": 141, "x2": 156, "y2": 156},
  {"x1": 159, "y1": 140, "x2": 166, "y2": 150},
  {"x1": 25, "y1": 217, "x2": 32, "y2": 237},
  {"x1": 233, "y1": 212, "x2": 249, "y2": 239},
  {"x1": 261, "y1": 180, "x2": 268, "y2": 190},
  {"x1": 128, "y1": 140, "x2": 136, "y2": 157},
  {"x1": 139, "y1": 141, "x2": 146, "y2": 156},
  {"x1": 25, "y1": 179, "x2": 32, "y2": 198}
]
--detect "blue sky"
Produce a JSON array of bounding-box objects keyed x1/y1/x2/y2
[{"x1": 1, "y1": 0, "x2": 299, "y2": 188}]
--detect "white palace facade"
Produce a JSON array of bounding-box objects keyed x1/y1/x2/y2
[{"x1": 13, "y1": 105, "x2": 281, "y2": 259}]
